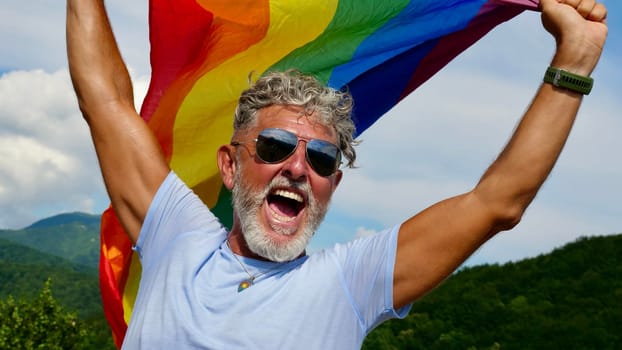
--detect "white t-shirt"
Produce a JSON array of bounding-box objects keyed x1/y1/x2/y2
[{"x1": 122, "y1": 171, "x2": 410, "y2": 349}]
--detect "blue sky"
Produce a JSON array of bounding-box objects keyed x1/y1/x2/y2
[{"x1": 0, "y1": 1, "x2": 620, "y2": 267}]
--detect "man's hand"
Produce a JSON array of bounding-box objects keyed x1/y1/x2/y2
[{"x1": 541, "y1": 0, "x2": 608, "y2": 76}]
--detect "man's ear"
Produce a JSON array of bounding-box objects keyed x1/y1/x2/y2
[
  {"x1": 217, "y1": 145, "x2": 237, "y2": 190},
  {"x1": 332, "y1": 169, "x2": 343, "y2": 191}
]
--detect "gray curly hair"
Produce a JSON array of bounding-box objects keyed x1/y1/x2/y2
[{"x1": 233, "y1": 70, "x2": 358, "y2": 168}]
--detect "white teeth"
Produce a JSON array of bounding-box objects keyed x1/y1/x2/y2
[
  {"x1": 274, "y1": 189, "x2": 303, "y2": 203},
  {"x1": 269, "y1": 209, "x2": 296, "y2": 223}
]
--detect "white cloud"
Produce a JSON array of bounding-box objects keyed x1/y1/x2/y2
[
  {"x1": 0, "y1": 69, "x2": 99, "y2": 228},
  {"x1": 0, "y1": 68, "x2": 149, "y2": 229},
  {"x1": 355, "y1": 226, "x2": 379, "y2": 239},
  {"x1": 0, "y1": 136, "x2": 77, "y2": 183}
]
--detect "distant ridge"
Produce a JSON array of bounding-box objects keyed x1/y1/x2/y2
[
  {"x1": 26, "y1": 212, "x2": 101, "y2": 229},
  {"x1": 0, "y1": 212, "x2": 101, "y2": 268}
]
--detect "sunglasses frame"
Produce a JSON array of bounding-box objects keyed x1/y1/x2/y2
[{"x1": 231, "y1": 128, "x2": 342, "y2": 177}]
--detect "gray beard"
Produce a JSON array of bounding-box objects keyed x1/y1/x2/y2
[{"x1": 231, "y1": 160, "x2": 328, "y2": 262}]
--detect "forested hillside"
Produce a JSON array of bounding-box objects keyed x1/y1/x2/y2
[
  {"x1": 0, "y1": 238, "x2": 100, "y2": 316},
  {"x1": 363, "y1": 234, "x2": 622, "y2": 349}
]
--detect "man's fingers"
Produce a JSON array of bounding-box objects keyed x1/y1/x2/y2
[
  {"x1": 558, "y1": 0, "x2": 607, "y2": 22},
  {"x1": 587, "y1": 3, "x2": 607, "y2": 22},
  {"x1": 575, "y1": 0, "x2": 596, "y2": 19},
  {"x1": 558, "y1": 0, "x2": 581, "y2": 8}
]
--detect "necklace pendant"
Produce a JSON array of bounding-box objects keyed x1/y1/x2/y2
[{"x1": 238, "y1": 279, "x2": 253, "y2": 292}]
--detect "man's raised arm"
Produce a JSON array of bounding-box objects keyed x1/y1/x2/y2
[
  {"x1": 66, "y1": 0, "x2": 169, "y2": 242},
  {"x1": 392, "y1": 0, "x2": 608, "y2": 309}
]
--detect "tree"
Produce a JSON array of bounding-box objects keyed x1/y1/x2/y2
[{"x1": 0, "y1": 279, "x2": 93, "y2": 349}]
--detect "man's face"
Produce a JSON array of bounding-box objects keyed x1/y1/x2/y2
[{"x1": 230, "y1": 105, "x2": 342, "y2": 261}]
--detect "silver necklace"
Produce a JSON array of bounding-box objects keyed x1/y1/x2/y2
[{"x1": 226, "y1": 240, "x2": 281, "y2": 292}]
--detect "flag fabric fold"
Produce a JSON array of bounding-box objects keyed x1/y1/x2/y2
[{"x1": 99, "y1": 0, "x2": 540, "y2": 347}]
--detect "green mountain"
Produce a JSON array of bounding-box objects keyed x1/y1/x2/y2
[
  {"x1": 0, "y1": 237, "x2": 101, "y2": 318},
  {"x1": 27, "y1": 212, "x2": 101, "y2": 229},
  {"x1": 363, "y1": 233, "x2": 622, "y2": 350},
  {"x1": 0, "y1": 212, "x2": 101, "y2": 268}
]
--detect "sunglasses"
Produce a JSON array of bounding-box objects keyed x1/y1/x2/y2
[{"x1": 231, "y1": 128, "x2": 342, "y2": 177}]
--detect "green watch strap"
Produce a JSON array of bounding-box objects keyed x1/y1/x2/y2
[{"x1": 543, "y1": 66, "x2": 593, "y2": 95}]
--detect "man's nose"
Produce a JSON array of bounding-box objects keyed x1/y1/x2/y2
[{"x1": 281, "y1": 140, "x2": 309, "y2": 181}]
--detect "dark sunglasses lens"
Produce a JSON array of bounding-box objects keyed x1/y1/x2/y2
[
  {"x1": 307, "y1": 139, "x2": 340, "y2": 176},
  {"x1": 256, "y1": 129, "x2": 297, "y2": 163}
]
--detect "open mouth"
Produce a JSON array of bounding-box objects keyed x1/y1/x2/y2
[{"x1": 267, "y1": 189, "x2": 305, "y2": 223}]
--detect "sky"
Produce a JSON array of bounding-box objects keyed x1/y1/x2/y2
[{"x1": 0, "y1": 1, "x2": 620, "y2": 267}]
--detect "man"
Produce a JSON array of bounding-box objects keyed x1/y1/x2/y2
[{"x1": 66, "y1": 0, "x2": 607, "y2": 348}]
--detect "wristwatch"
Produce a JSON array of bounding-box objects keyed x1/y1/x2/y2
[{"x1": 543, "y1": 66, "x2": 593, "y2": 95}]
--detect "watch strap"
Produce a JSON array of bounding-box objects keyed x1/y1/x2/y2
[{"x1": 543, "y1": 66, "x2": 593, "y2": 95}]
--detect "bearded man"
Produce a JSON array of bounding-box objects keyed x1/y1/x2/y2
[{"x1": 66, "y1": 0, "x2": 608, "y2": 348}]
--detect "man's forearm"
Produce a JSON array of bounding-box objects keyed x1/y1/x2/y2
[
  {"x1": 66, "y1": 0, "x2": 134, "y2": 117},
  {"x1": 475, "y1": 82, "x2": 582, "y2": 227}
]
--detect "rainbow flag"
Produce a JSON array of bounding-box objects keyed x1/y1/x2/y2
[{"x1": 100, "y1": 0, "x2": 540, "y2": 346}]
